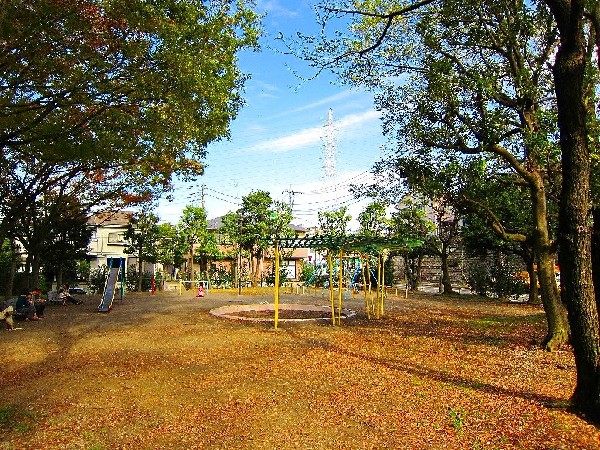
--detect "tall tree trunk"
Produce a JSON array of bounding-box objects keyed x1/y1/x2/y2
[
  {"x1": 526, "y1": 256, "x2": 540, "y2": 305},
  {"x1": 56, "y1": 265, "x2": 63, "y2": 289},
  {"x1": 548, "y1": 0, "x2": 600, "y2": 421},
  {"x1": 4, "y1": 257, "x2": 16, "y2": 300},
  {"x1": 404, "y1": 255, "x2": 418, "y2": 290},
  {"x1": 31, "y1": 254, "x2": 41, "y2": 289},
  {"x1": 593, "y1": 207, "x2": 600, "y2": 320},
  {"x1": 188, "y1": 239, "x2": 194, "y2": 281},
  {"x1": 531, "y1": 173, "x2": 569, "y2": 351},
  {"x1": 137, "y1": 241, "x2": 144, "y2": 292},
  {"x1": 440, "y1": 243, "x2": 454, "y2": 294}
]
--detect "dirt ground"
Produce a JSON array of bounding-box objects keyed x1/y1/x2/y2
[{"x1": 1, "y1": 288, "x2": 599, "y2": 449}]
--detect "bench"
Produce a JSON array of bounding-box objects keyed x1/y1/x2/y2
[{"x1": 47, "y1": 291, "x2": 62, "y2": 304}]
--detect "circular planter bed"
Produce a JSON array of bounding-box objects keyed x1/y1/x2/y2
[{"x1": 209, "y1": 303, "x2": 356, "y2": 322}]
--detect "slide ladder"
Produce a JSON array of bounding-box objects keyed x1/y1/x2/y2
[{"x1": 98, "y1": 266, "x2": 120, "y2": 313}]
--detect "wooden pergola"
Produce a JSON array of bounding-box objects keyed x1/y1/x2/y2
[{"x1": 271, "y1": 235, "x2": 423, "y2": 329}]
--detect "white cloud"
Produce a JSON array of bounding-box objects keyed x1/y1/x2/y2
[
  {"x1": 337, "y1": 110, "x2": 381, "y2": 128},
  {"x1": 257, "y1": 0, "x2": 299, "y2": 18},
  {"x1": 239, "y1": 109, "x2": 381, "y2": 154},
  {"x1": 284, "y1": 91, "x2": 356, "y2": 115}
]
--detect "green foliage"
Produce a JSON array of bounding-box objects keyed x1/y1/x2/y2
[
  {"x1": 318, "y1": 207, "x2": 351, "y2": 239},
  {"x1": 153, "y1": 271, "x2": 163, "y2": 291},
  {"x1": 178, "y1": 205, "x2": 219, "y2": 277},
  {"x1": 209, "y1": 265, "x2": 234, "y2": 288},
  {"x1": 0, "y1": 0, "x2": 261, "y2": 249},
  {"x1": 389, "y1": 202, "x2": 434, "y2": 290},
  {"x1": 264, "y1": 264, "x2": 289, "y2": 287},
  {"x1": 0, "y1": 405, "x2": 37, "y2": 432},
  {"x1": 89, "y1": 265, "x2": 108, "y2": 294},
  {"x1": 221, "y1": 191, "x2": 294, "y2": 285},
  {"x1": 384, "y1": 256, "x2": 395, "y2": 286},
  {"x1": 489, "y1": 259, "x2": 529, "y2": 300},
  {"x1": 466, "y1": 257, "x2": 528, "y2": 300},
  {"x1": 125, "y1": 265, "x2": 153, "y2": 292},
  {"x1": 299, "y1": 261, "x2": 315, "y2": 283},
  {"x1": 357, "y1": 201, "x2": 389, "y2": 237},
  {"x1": 155, "y1": 223, "x2": 186, "y2": 268},
  {"x1": 448, "y1": 407, "x2": 465, "y2": 432},
  {"x1": 125, "y1": 212, "x2": 160, "y2": 262},
  {"x1": 76, "y1": 260, "x2": 91, "y2": 282},
  {"x1": 465, "y1": 260, "x2": 490, "y2": 296}
]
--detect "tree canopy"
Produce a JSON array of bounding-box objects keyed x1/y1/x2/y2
[
  {"x1": 0, "y1": 0, "x2": 261, "y2": 242},
  {"x1": 291, "y1": 0, "x2": 600, "y2": 420}
]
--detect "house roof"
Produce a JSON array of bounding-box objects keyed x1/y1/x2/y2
[{"x1": 87, "y1": 211, "x2": 134, "y2": 227}]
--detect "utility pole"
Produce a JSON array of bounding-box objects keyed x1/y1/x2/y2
[{"x1": 283, "y1": 188, "x2": 303, "y2": 210}]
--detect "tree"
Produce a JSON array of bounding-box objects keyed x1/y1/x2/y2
[
  {"x1": 38, "y1": 197, "x2": 93, "y2": 289},
  {"x1": 388, "y1": 202, "x2": 435, "y2": 291},
  {"x1": 545, "y1": 0, "x2": 600, "y2": 421},
  {"x1": 0, "y1": 0, "x2": 261, "y2": 245},
  {"x1": 293, "y1": 0, "x2": 600, "y2": 420},
  {"x1": 384, "y1": 1, "x2": 566, "y2": 346},
  {"x1": 177, "y1": 206, "x2": 216, "y2": 281},
  {"x1": 293, "y1": 0, "x2": 570, "y2": 349},
  {"x1": 316, "y1": 207, "x2": 352, "y2": 284},
  {"x1": 125, "y1": 211, "x2": 160, "y2": 292},
  {"x1": 154, "y1": 222, "x2": 186, "y2": 279},
  {"x1": 221, "y1": 191, "x2": 293, "y2": 287},
  {"x1": 8, "y1": 188, "x2": 92, "y2": 291},
  {"x1": 317, "y1": 207, "x2": 352, "y2": 238},
  {"x1": 429, "y1": 201, "x2": 461, "y2": 295},
  {"x1": 357, "y1": 202, "x2": 389, "y2": 238},
  {"x1": 0, "y1": 239, "x2": 20, "y2": 300}
]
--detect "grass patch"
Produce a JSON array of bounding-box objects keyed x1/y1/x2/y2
[
  {"x1": 0, "y1": 405, "x2": 37, "y2": 432},
  {"x1": 465, "y1": 313, "x2": 545, "y2": 331}
]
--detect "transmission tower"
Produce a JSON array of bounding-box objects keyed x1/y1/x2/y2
[{"x1": 322, "y1": 108, "x2": 336, "y2": 180}]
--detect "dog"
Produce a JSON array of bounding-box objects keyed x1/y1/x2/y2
[{"x1": 1, "y1": 305, "x2": 14, "y2": 330}]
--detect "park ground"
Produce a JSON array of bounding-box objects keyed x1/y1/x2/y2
[{"x1": 0, "y1": 288, "x2": 599, "y2": 449}]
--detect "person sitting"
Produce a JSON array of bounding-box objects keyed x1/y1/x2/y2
[
  {"x1": 59, "y1": 284, "x2": 83, "y2": 305},
  {"x1": 31, "y1": 288, "x2": 46, "y2": 318},
  {"x1": 1, "y1": 301, "x2": 14, "y2": 330},
  {"x1": 15, "y1": 290, "x2": 39, "y2": 321}
]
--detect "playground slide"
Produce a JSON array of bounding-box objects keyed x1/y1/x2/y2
[{"x1": 98, "y1": 267, "x2": 119, "y2": 313}]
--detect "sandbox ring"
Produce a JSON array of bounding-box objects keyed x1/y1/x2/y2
[{"x1": 209, "y1": 303, "x2": 356, "y2": 322}]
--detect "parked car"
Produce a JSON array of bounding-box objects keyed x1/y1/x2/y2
[{"x1": 69, "y1": 287, "x2": 87, "y2": 295}]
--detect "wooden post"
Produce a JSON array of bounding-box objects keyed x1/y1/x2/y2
[
  {"x1": 274, "y1": 240, "x2": 280, "y2": 330},
  {"x1": 362, "y1": 257, "x2": 370, "y2": 319},
  {"x1": 328, "y1": 252, "x2": 334, "y2": 325},
  {"x1": 338, "y1": 248, "x2": 344, "y2": 325}
]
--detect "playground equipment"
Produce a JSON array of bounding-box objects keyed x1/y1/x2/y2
[
  {"x1": 98, "y1": 258, "x2": 124, "y2": 313},
  {"x1": 271, "y1": 235, "x2": 423, "y2": 329}
]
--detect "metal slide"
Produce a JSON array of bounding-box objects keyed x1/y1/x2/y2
[{"x1": 98, "y1": 266, "x2": 120, "y2": 313}]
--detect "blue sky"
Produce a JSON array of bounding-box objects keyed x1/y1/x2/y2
[{"x1": 157, "y1": 0, "x2": 387, "y2": 230}]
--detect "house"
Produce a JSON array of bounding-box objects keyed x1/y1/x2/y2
[
  {"x1": 85, "y1": 211, "x2": 309, "y2": 287},
  {"x1": 86, "y1": 211, "x2": 133, "y2": 273},
  {"x1": 206, "y1": 216, "x2": 309, "y2": 284}
]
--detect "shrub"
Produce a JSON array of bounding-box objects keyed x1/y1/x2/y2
[
  {"x1": 88, "y1": 265, "x2": 107, "y2": 294},
  {"x1": 466, "y1": 256, "x2": 527, "y2": 300},
  {"x1": 209, "y1": 265, "x2": 234, "y2": 288},
  {"x1": 125, "y1": 265, "x2": 154, "y2": 291},
  {"x1": 466, "y1": 259, "x2": 490, "y2": 296},
  {"x1": 299, "y1": 261, "x2": 315, "y2": 283}
]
